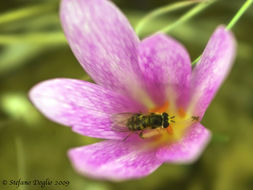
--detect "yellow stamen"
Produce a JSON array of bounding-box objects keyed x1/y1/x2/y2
[{"x1": 140, "y1": 101, "x2": 199, "y2": 149}]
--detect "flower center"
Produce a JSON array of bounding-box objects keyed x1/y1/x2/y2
[{"x1": 141, "y1": 101, "x2": 199, "y2": 146}]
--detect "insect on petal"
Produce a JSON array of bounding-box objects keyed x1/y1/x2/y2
[
  {"x1": 29, "y1": 78, "x2": 146, "y2": 140},
  {"x1": 190, "y1": 26, "x2": 236, "y2": 118}
]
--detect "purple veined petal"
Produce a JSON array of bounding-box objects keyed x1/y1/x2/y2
[
  {"x1": 60, "y1": 0, "x2": 143, "y2": 97},
  {"x1": 68, "y1": 136, "x2": 163, "y2": 181},
  {"x1": 29, "y1": 78, "x2": 146, "y2": 140},
  {"x1": 189, "y1": 26, "x2": 236, "y2": 118},
  {"x1": 156, "y1": 123, "x2": 211, "y2": 163},
  {"x1": 138, "y1": 33, "x2": 191, "y2": 108}
]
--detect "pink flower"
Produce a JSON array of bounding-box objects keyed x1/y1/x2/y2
[{"x1": 29, "y1": 0, "x2": 236, "y2": 181}]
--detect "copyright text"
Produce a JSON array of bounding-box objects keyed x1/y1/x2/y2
[{"x1": 2, "y1": 178, "x2": 70, "y2": 188}]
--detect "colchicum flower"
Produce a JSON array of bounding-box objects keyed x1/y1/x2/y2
[{"x1": 29, "y1": 0, "x2": 236, "y2": 180}]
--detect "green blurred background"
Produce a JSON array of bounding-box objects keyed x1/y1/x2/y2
[{"x1": 0, "y1": 0, "x2": 252, "y2": 189}]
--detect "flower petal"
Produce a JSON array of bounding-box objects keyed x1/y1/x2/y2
[
  {"x1": 138, "y1": 33, "x2": 191, "y2": 107},
  {"x1": 68, "y1": 137, "x2": 162, "y2": 181},
  {"x1": 156, "y1": 123, "x2": 211, "y2": 163},
  {"x1": 60, "y1": 0, "x2": 141, "y2": 96},
  {"x1": 190, "y1": 26, "x2": 236, "y2": 118},
  {"x1": 29, "y1": 78, "x2": 146, "y2": 140}
]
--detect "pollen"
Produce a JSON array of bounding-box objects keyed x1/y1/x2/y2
[
  {"x1": 178, "y1": 107, "x2": 186, "y2": 118},
  {"x1": 142, "y1": 101, "x2": 200, "y2": 148},
  {"x1": 149, "y1": 101, "x2": 169, "y2": 113},
  {"x1": 166, "y1": 126, "x2": 173, "y2": 134},
  {"x1": 140, "y1": 100, "x2": 199, "y2": 148}
]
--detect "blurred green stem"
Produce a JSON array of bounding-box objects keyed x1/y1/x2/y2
[
  {"x1": 192, "y1": 55, "x2": 201, "y2": 66},
  {"x1": 192, "y1": 0, "x2": 253, "y2": 65},
  {"x1": 160, "y1": 0, "x2": 216, "y2": 34},
  {"x1": 15, "y1": 137, "x2": 26, "y2": 190},
  {"x1": 0, "y1": 3, "x2": 56, "y2": 25},
  {"x1": 0, "y1": 32, "x2": 66, "y2": 45},
  {"x1": 226, "y1": 0, "x2": 253, "y2": 30},
  {"x1": 135, "y1": 0, "x2": 200, "y2": 36}
]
